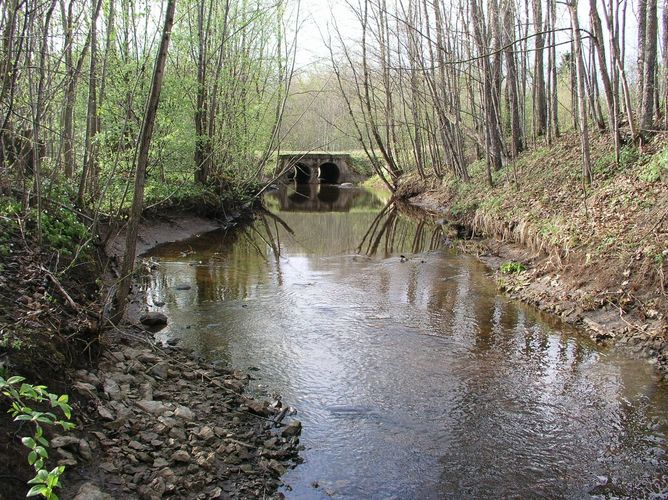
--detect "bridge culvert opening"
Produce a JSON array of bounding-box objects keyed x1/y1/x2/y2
[
  {"x1": 318, "y1": 162, "x2": 340, "y2": 184},
  {"x1": 294, "y1": 163, "x2": 311, "y2": 184}
]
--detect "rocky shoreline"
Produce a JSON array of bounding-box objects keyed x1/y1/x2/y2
[
  {"x1": 59, "y1": 323, "x2": 302, "y2": 499},
  {"x1": 47, "y1": 213, "x2": 302, "y2": 499}
]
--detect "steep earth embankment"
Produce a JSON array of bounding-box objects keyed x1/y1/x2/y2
[
  {"x1": 401, "y1": 131, "x2": 668, "y2": 375},
  {"x1": 0, "y1": 210, "x2": 301, "y2": 500}
]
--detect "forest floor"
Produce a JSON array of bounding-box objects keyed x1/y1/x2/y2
[
  {"x1": 0, "y1": 208, "x2": 301, "y2": 500},
  {"x1": 400, "y1": 130, "x2": 668, "y2": 376}
]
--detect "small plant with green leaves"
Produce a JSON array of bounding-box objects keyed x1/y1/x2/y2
[
  {"x1": 0, "y1": 372, "x2": 75, "y2": 499},
  {"x1": 638, "y1": 146, "x2": 668, "y2": 183},
  {"x1": 500, "y1": 261, "x2": 526, "y2": 274}
]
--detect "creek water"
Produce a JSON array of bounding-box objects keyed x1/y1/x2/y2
[{"x1": 145, "y1": 184, "x2": 668, "y2": 498}]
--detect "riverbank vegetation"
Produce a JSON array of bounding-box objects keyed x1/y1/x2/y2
[{"x1": 0, "y1": 0, "x2": 299, "y2": 496}]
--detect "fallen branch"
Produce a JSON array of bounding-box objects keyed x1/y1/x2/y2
[{"x1": 40, "y1": 266, "x2": 79, "y2": 311}]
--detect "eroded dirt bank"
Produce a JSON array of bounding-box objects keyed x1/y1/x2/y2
[
  {"x1": 1, "y1": 211, "x2": 301, "y2": 500},
  {"x1": 402, "y1": 132, "x2": 667, "y2": 377}
]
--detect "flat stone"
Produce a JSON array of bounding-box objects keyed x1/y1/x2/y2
[
  {"x1": 103, "y1": 378, "x2": 122, "y2": 401},
  {"x1": 150, "y1": 362, "x2": 169, "y2": 379},
  {"x1": 79, "y1": 439, "x2": 93, "y2": 461},
  {"x1": 197, "y1": 426, "x2": 216, "y2": 442},
  {"x1": 174, "y1": 405, "x2": 194, "y2": 420},
  {"x1": 171, "y1": 450, "x2": 191, "y2": 463},
  {"x1": 137, "y1": 400, "x2": 168, "y2": 416},
  {"x1": 140, "y1": 311, "x2": 168, "y2": 326},
  {"x1": 73, "y1": 381, "x2": 98, "y2": 397},
  {"x1": 245, "y1": 400, "x2": 270, "y2": 417},
  {"x1": 73, "y1": 482, "x2": 113, "y2": 500},
  {"x1": 51, "y1": 435, "x2": 80, "y2": 448},
  {"x1": 128, "y1": 440, "x2": 144, "y2": 450}
]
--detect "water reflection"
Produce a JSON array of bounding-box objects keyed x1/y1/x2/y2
[
  {"x1": 145, "y1": 186, "x2": 668, "y2": 498},
  {"x1": 275, "y1": 184, "x2": 383, "y2": 212}
]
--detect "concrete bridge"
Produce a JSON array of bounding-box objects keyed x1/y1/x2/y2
[{"x1": 278, "y1": 153, "x2": 357, "y2": 184}]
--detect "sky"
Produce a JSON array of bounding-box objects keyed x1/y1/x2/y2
[{"x1": 289, "y1": 0, "x2": 642, "y2": 74}]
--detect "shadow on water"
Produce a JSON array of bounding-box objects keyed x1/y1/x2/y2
[{"x1": 144, "y1": 185, "x2": 668, "y2": 499}]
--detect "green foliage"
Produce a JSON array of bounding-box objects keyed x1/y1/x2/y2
[
  {"x1": 0, "y1": 197, "x2": 21, "y2": 255},
  {"x1": 594, "y1": 146, "x2": 639, "y2": 178},
  {"x1": 350, "y1": 152, "x2": 375, "y2": 177},
  {"x1": 639, "y1": 147, "x2": 668, "y2": 183},
  {"x1": 0, "y1": 373, "x2": 74, "y2": 499},
  {"x1": 500, "y1": 261, "x2": 526, "y2": 274},
  {"x1": 29, "y1": 209, "x2": 90, "y2": 257},
  {"x1": 479, "y1": 195, "x2": 504, "y2": 213}
]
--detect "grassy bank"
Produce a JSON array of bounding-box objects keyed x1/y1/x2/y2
[{"x1": 401, "y1": 131, "x2": 668, "y2": 368}]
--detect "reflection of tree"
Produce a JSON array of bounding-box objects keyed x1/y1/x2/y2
[{"x1": 357, "y1": 201, "x2": 445, "y2": 257}]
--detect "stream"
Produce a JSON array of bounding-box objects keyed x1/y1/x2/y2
[{"x1": 145, "y1": 184, "x2": 668, "y2": 498}]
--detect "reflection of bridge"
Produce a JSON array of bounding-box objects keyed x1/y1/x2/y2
[
  {"x1": 272, "y1": 184, "x2": 364, "y2": 212},
  {"x1": 278, "y1": 153, "x2": 357, "y2": 184}
]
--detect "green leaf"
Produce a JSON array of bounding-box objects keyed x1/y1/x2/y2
[
  {"x1": 7, "y1": 375, "x2": 25, "y2": 385},
  {"x1": 22, "y1": 436, "x2": 36, "y2": 448},
  {"x1": 28, "y1": 450, "x2": 37, "y2": 465},
  {"x1": 26, "y1": 485, "x2": 47, "y2": 497}
]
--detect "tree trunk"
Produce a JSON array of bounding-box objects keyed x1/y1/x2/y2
[
  {"x1": 532, "y1": 0, "x2": 547, "y2": 136},
  {"x1": 569, "y1": 0, "x2": 593, "y2": 185},
  {"x1": 77, "y1": 0, "x2": 103, "y2": 205},
  {"x1": 641, "y1": 0, "x2": 658, "y2": 130},
  {"x1": 116, "y1": 0, "x2": 177, "y2": 319},
  {"x1": 503, "y1": 0, "x2": 524, "y2": 156}
]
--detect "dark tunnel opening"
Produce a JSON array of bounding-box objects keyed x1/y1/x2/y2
[
  {"x1": 318, "y1": 162, "x2": 340, "y2": 184},
  {"x1": 294, "y1": 163, "x2": 311, "y2": 183}
]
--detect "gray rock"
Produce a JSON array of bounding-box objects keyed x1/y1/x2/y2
[
  {"x1": 281, "y1": 420, "x2": 302, "y2": 438},
  {"x1": 79, "y1": 439, "x2": 93, "y2": 461},
  {"x1": 51, "y1": 435, "x2": 80, "y2": 448},
  {"x1": 174, "y1": 405, "x2": 194, "y2": 420},
  {"x1": 73, "y1": 381, "x2": 98, "y2": 397},
  {"x1": 103, "y1": 378, "x2": 122, "y2": 401},
  {"x1": 137, "y1": 400, "x2": 168, "y2": 416},
  {"x1": 140, "y1": 312, "x2": 168, "y2": 327},
  {"x1": 169, "y1": 427, "x2": 187, "y2": 441},
  {"x1": 150, "y1": 362, "x2": 169, "y2": 379},
  {"x1": 171, "y1": 450, "x2": 191, "y2": 463},
  {"x1": 197, "y1": 426, "x2": 216, "y2": 442},
  {"x1": 73, "y1": 482, "x2": 113, "y2": 500}
]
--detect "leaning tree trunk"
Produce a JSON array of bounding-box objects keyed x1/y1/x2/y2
[{"x1": 116, "y1": 0, "x2": 177, "y2": 320}]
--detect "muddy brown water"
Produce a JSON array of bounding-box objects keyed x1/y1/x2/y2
[{"x1": 145, "y1": 185, "x2": 668, "y2": 498}]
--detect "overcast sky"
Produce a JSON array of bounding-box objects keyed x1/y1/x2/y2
[{"x1": 289, "y1": 0, "x2": 642, "y2": 75}]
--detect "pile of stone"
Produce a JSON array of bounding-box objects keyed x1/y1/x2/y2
[{"x1": 57, "y1": 337, "x2": 302, "y2": 499}]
